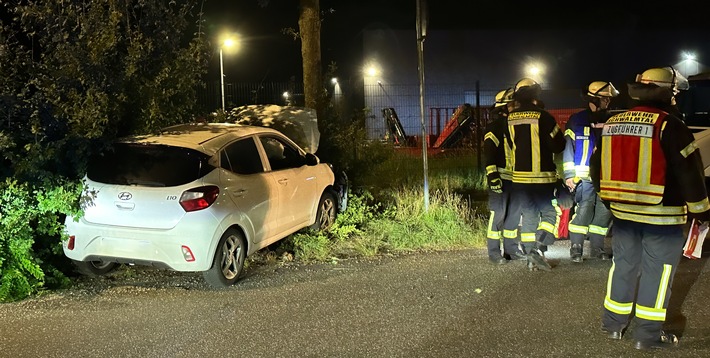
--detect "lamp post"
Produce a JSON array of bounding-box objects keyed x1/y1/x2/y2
[
  {"x1": 219, "y1": 36, "x2": 237, "y2": 111},
  {"x1": 219, "y1": 38, "x2": 234, "y2": 111}
]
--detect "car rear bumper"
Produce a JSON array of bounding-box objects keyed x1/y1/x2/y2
[{"x1": 63, "y1": 216, "x2": 222, "y2": 272}]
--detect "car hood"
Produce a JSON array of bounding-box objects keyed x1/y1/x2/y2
[{"x1": 228, "y1": 104, "x2": 320, "y2": 153}]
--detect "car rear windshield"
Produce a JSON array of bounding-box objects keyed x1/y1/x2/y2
[{"x1": 87, "y1": 143, "x2": 215, "y2": 187}]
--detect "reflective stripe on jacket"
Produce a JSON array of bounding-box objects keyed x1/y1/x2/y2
[
  {"x1": 591, "y1": 104, "x2": 710, "y2": 225},
  {"x1": 598, "y1": 108, "x2": 666, "y2": 205},
  {"x1": 563, "y1": 109, "x2": 604, "y2": 180},
  {"x1": 506, "y1": 104, "x2": 565, "y2": 184}
]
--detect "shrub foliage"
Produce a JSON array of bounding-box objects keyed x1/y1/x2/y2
[{"x1": 0, "y1": 1, "x2": 209, "y2": 302}]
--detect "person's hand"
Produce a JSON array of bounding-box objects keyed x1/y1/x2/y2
[
  {"x1": 488, "y1": 173, "x2": 503, "y2": 194},
  {"x1": 565, "y1": 177, "x2": 576, "y2": 192},
  {"x1": 689, "y1": 209, "x2": 710, "y2": 224}
]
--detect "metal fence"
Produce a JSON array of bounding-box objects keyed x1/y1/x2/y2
[
  {"x1": 197, "y1": 81, "x2": 304, "y2": 114},
  {"x1": 198, "y1": 80, "x2": 585, "y2": 145},
  {"x1": 364, "y1": 82, "x2": 584, "y2": 143}
]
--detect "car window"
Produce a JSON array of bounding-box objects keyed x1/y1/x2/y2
[
  {"x1": 221, "y1": 137, "x2": 264, "y2": 175},
  {"x1": 86, "y1": 143, "x2": 214, "y2": 187},
  {"x1": 259, "y1": 136, "x2": 304, "y2": 171}
]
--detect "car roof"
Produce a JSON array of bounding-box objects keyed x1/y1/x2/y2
[{"x1": 121, "y1": 122, "x2": 285, "y2": 156}]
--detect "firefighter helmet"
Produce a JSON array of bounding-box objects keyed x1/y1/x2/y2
[
  {"x1": 494, "y1": 87, "x2": 513, "y2": 107},
  {"x1": 635, "y1": 67, "x2": 689, "y2": 94},
  {"x1": 513, "y1": 78, "x2": 541, "y2": 100},
  {"x1": 514, "y1": 78, "x2": 539, "y2": 93},
  {"x1": 586, "y1": 81, "x2": 619, "y2": 98}
]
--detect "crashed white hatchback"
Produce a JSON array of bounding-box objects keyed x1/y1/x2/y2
[
  {"x1": 63, "y1": 122, "x2": 346, "y2": 287},
  {"x1": 693, "y1": 127, "x2": 710, "y2": 178}
]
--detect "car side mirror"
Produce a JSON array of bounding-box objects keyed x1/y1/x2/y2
[{"x1": 304, "y1": 153, "x2": 319, "y2": 166}]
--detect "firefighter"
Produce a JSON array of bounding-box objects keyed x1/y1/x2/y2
[
  {"x1": 483, "y1": 88, "x2": 526, "y2": 264},
  {"x1": 501, "y1": 78, "x2": 566, "y2": 271},
  {"x1": 563, "y1": 81, "x2": 619, "y2": 263},
  {"x1": 590, "y1": 66, "x2": 710, "y2": 350}
]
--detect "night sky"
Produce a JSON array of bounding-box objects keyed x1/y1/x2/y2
[{"x1": 202, "y1": 0, "x2": 710, "y2": 89}]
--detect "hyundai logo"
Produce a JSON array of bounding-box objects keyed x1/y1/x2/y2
[{"x1": 118, "y1": 192, "x2": 133, "y2": 201}]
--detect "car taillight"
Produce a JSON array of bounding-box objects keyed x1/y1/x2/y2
[{"x1": 179, "y1": 186, "x2": 219, "y2": 212}]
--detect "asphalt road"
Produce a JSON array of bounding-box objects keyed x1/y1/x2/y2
[{"x1": 1, "y1": 240, "x2": 709, "y2": 358}]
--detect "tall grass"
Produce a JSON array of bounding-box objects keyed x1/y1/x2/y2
[
  {"x1": 283, "y1": 148, "x2": 491, "y2": 264},
  {"x1": 273, "y1": 111, "x2": 492, "y2": 264},
  {"x1": 367, "y1": 187, "x2": 487, "y2": 252}
]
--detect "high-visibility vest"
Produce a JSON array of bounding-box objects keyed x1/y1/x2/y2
[{"x1": 598, "y1": 106, "x2": 667, "y2": 205}]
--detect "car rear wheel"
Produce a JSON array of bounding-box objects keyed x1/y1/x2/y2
[
  {"x1": 203, "y1": 229, "x2": 247, "y2": 288},
  {"x1": 72, "y1": 260, "x2": 119, "y2": 277},
  {"x1": 309, "y1": 191, "x2": 337, "y2": 231}
]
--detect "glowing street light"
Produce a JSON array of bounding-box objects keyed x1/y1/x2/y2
[
  {"x1": 678, "y1": 50, "x2": 699, "y2": 77},
  {"x1": 219, "y1": 34, "x2": 240, "y2": 111},
  {"x1": 524, "y1": 60, "x2": 546, "y2": 84},
  {"x1": 364, "y1": 63, "x2": 380, "y2": 78}
]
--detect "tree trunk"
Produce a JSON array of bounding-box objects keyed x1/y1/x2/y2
[{"x1": 298, "y1": 0, "x2": 325, "y2": 128}]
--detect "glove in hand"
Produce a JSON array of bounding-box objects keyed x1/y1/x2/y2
[{"x1": 488, "y1": 173, "x2": 502, "y2": 194}]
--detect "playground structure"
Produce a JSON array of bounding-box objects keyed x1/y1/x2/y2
[
  {"x1": 382, "y1": 104, "x2": 480, "y2": 151},
  {"x1": 382, "y1": 105, "x2": 581, "y2": 153}
]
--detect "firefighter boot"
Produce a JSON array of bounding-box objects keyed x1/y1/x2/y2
[
  {"x1": 503, "y1": 238, "x2": 526, "y2": 260},
  {"x1": 487, "y1": 239, "x2": 507, "y2": 265},
  {"x1": 570, "y1": 244, "x2": 583, "y2": 263},
  {"x1": 526, "y1": 244, "x2": 552, "y2": 271},
  {"x1": 634, "y1": 330, "x2": 679, "y2": 351},
  {"x1": 590, "y1": 235, "x2": 610, "y2": 260}
]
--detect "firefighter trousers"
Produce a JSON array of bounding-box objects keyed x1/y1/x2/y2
[
  {"x1": 601, "y1": 218, "x2": 685, "y2": 342},
  {"x1": 568, "y1": 180, "x2": 611, "y2": 252},
  {"x1": 486, "y1": 180, "x2": 519, "y2": 257},
  {"x1": 503, "y1": 182, "x2": 559, "y2": 253}
]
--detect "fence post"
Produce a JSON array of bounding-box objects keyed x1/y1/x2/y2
[{"x1": 475, "y1": 80, "x2": 482, "y2": 170}]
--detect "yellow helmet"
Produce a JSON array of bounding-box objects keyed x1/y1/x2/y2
[
  {"x1": 512, "y1": 78, "x2": 541, "y2": 101},
  {"x1": 587, "y1": 81, "x2": 619, "y2": 98},
  {"x1": 635, "y1": 67, "x2": 689, "y2": 94},
  {"x1": 494, "y1": 87, "x2": 513, "y2": 107},
  {"x1": 514, "y1": 78, "x2": 539, "y2": 93}
]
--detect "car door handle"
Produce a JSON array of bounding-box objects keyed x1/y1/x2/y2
[{"x1": 277, "y1": 178, "x2": 289, "y2": 185}]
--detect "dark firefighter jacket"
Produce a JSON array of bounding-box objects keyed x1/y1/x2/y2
[
  {"x1": 492, "y1": 102, "x2": 565, "y2": 184},
  {"x1": 483, "y1": 106, "x2": 512, "y2": 181}
]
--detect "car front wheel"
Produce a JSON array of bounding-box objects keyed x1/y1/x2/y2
[
  {"x1": 72, "y1": 260, "x2": 119, "y2": 277},
  {"x1": 203, "y1": 229, "x2": 247, "y2": 288},
  {"x1": 309, "y1": 191, "x2": 337, "y2": 231}
]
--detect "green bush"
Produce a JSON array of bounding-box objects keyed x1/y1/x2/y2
[
  {"x1": 0, "y1": 179, "x2": 82, "y2": 302},
  {"x1": 0, "y1": 0, "x2": 209, "y2": 301}
]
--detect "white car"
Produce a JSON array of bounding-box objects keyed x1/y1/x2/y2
[
  {"x1": 63, "y1": 122, "x2": 346, "y2": 287},
  {"x1": 692, "y1": 126, "x2": 710, "y2": 178}
]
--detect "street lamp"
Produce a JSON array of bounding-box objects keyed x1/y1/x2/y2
[
  {"x1": 219, "y1": 35, "x2": 239, "y2": 111},
  {"x1": 524, "y1": 60, "x2": 546, "y2": 85},
  {"x1": 678, "y1": 50, "x2": 699, "y2": 77}
]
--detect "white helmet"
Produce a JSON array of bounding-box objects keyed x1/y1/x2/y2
[
  {"x1": 587, "y1": 81, "x2": 619, "y2": 98},
  {"x1": 635, "y1": 67, "x2": 689, "y2": 94},
  {"x1": 494, "y1": 87, "x2": 513, "y2": 107}
]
